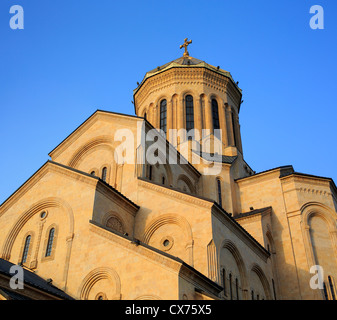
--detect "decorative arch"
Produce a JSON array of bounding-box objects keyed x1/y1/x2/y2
[
  {"x1": 135, "y1": 295, "x2": 162, "y2": 300},
  {"x1": 301, "y1": 202, "x2": 337, "y2": 296},
  {"x1": 68, "y1": 136, "x2": 117, "y2": 168},
  {"x1": 301, "y1": 202, "x2": 337, "y2": 230},
  {"x1": 250, "y1": 263, "x2": 272, "y2": 300},
  {"x1": 78, "y1": 267, "x2": 121, "y2": 300},
  {"x1": 101, "y1": 211, "x2": 125, "y2": 234},
  {"x1": 1, "y1": 197, "x2": 74, "y2": 261},
  {"x1": 142, "y1": 213, "x2": 194, "y2": 265},
  {"x1": 176, "y1": 174, "x2": 196, "y2": 194},
  {"x1": 219, "y1": 239, "x2": 248, "y2": 299}
]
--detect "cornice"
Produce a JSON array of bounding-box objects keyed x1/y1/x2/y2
[
  {"x1": 49, "y1": 111, "x2": 142, "y2": 160},
  {"x1": 0, "y1": 161, "x2": 98, "y2": 217},
  {"x1": 89, "y1": 221, "x2": 183, "y2": 274},
  {"x1": 134, "y1": 67, "x2": 241, "y2": 109},
  {"x1": 137, "y1": 178, "x2": 213, "y2": 209},
  {"x1": 89, "y1": 220, "x2": 222, "y2": 296},
  {"x1": 236, "y1": 168, "x2": 282, "y2": 187},
  {"x1": 211, "y1": 206, "x2": 270, "y2": 262},
  {"x1": 96, "y1": 181, "x2": 139, "y2": 216},
  {"x1": 179, "y1": 264, "x2": 222, "y2": 296},
  {"x1": 0, "y1": 274, "x2": 64, "y2": 300}
]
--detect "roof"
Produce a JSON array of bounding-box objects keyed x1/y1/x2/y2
[
  {"x1": 234, "y1": 206, "x2": 272, "y2": 220},
  {"x1": 48, "y1": 161, "x2": 140, "y2": 210},
  {"x1": 48, "y1": 109, "x2": 143, "y2": 158},
  {"x1": 0, "y1": 258, "x2": 74, "y2": 300},
  {"x1": 89, "y1": 220, "x2": 223, "y2": 294},
  {"x1": 0, "y1": 160, "x2": 140, "y2": 213},
  {"x1": 193, "y1": 150, "x2": 237, "y2": 164},
  {"x1": 133, "y1": 55, "x2": 242, "y2": 95}
]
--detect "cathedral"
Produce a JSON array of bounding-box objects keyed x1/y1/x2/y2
[{"x1": 1, "y1": 39, "x2": 336, "y2": 300}]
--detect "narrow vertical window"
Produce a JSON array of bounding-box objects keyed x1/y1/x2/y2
[
  {"x1": 328, "y1": 276, "x2": 336, "y2": 300},
  {"x1": 217, "y1": 178, "x2": 222, "y2": 207},
  {"x1": 101, "y1": 167, "x2": 107, "y2": 182},
  {"x1": 212, "y1": 99, "x2": 220, "y2": 131},
  {"x1": 272, "y1": 279, "x2": 277, "y2": 300},
  {"x1": 162, "y1": 176, "x2": 166, "y2": 185},
  {"x1": 222, "y1": 269, "x2": 226, "y2": 294},
  {"x1": 229, "y1": 273, "x2": 233, "y2": 300},
  {"x1": 185, "y1": 95, "x2": 194, "y2": 132},
  {"x1": 144, "y1": 112, "x2": 147, "y2": 120},
  {"x1": 235, "y1": 278, "x2": 239, "y2": 300},
  {"x1": 45, "y1": 228, "x2": 55, "y2": 257},
  {"x1": 148, "y1": 165, "x2": 153, "y2": 181},
  {"x1": 323, "y1": 282, "x2": 329, "y2": 300},
  {"x1": 231, "y1": 111, "x2": 237, "y2": 146},
  {"x1": 160, "y1": 99, "x2": 167, "y2": 134},
  {"x1": 257, "y1": 294, "x2": 260, "y2": 300},
  {"x1": 251, "y1": 290, "x2": 254, "y2": 300},
  {"x1": 21, "y1": 235, "x2": 31, "y2": 263}
]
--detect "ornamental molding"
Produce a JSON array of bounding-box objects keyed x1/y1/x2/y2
[
  {"x1": 49, "y1": 111, "x2": 140, "y2": 160},
  {"x1": 211, "y1": 207, "x2": 269, "y2": 262},
  {"x1": 89, "y1": 221, "x2": 182, "y2": 273},
  {"x1": 137, "y1": 178, "x2": 212, "y2": 209},
  {"x1": 236, "y1": 169, "x2": 281, "y2": 187},
  {"x1": 135, "y1": 68, "x2": 241, "y2": 108},
  {"x1": 282, "y1": 186, "x2": 332, "y2": 198},
  {"x1": 96, "y1": 181, "x2": 139, "y2": 216},
  {"x1": 0, "y1": 161, "x2": 97, "y2": 217}
]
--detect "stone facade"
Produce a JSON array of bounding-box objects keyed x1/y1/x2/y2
[{"x1": 0, "y1": 51, "x2": 336, "y2": 300}]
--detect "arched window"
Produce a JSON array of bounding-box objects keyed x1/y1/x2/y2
[
  {"x1": 212, "y1": 99, "x2": 220, "y2": 131},
  {"x1": 162, "y1": 176, "x2": 166, "y2": 185},
  {"x1": 185, "y1": 95, "x2": 194, "y2": 132},
  {"x1": 235, "y1": 278, "x2": 239, "y2": 300},
  {"x1": 160, "y1": 99, "x2": 167, "y2": 134},
  {"x1": 45, "y1": 228, "x2": 55, "y2": 257},
  {"x1": 21, "y1": 235, "x2": 31, "y2": 263},
  {"x1": 328, "y1": 276, "x2": 336, "y2": 300},
  {"x1": 229, "y1": 273, "x2": 233, "y2": 300},
  {"x1": 144, "y1": 112, "x2": 147, "y2": 120},
  {"x1": 101, "y1": 167, "x2": 107, "y2": 182},
  {"x1": 90, "y1": 171, "x2": 96, "y2": 176},
  {"x1": 251, "y1": 290, "x2": 254, "y2": 300},
  {"x1": 222, "y1": 269, "x2": 226, "y2": 294},
  {"x1": 216, "y1": 178, "x2": 222, "y2": 207}
]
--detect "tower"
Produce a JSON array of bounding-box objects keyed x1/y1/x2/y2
[{"x1": 133, "y1": 38, "x2": 243, "y2": 157}]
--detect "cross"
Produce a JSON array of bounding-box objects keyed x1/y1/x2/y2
[{"x1": 180, "y1": 38, "x2": 192, "y2": 57}]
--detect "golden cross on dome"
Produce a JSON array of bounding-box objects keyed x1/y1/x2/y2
[{"x1": 180, "y1": 38, "x2": 192, "y2": 57}]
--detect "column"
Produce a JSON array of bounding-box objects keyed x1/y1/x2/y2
[
  {"x1": 205, "y1": 98, "x2": 213, "y2": 135},
  {"x1": 219, "y1": 102, "x2": 229, "y2": 147},
  {"x1": 227, "y1": 105, "x2": 235, "y2": 146},
  {"x1": 177, "y1": 96, "x2": 185, "y2": 142},
  {"x1": 234, "y1": 113, "x2": 243, "y2": 153},
  {"x1": 195, "y1": 96, "x2": 203, "y2": 139},
  {"x1": 167, "y1": 99, "x2": 173, "y2": 141}
]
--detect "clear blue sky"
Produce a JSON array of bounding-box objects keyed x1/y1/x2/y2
[{"x1": 0, "y1": 0, "x2": 336, "y2": 204}]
